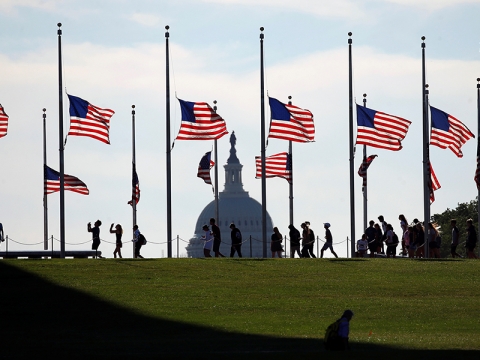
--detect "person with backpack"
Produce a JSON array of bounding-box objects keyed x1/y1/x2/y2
[
  {"x1": 385, "y1": 223, "x2": 398, "y2": 258},
  {"x1": 304, "y1": 221, "x2": 316, "y2": 258},
  {"x1": 229, "y1": 223, "x2": 243, "y2": 258},
  {"x1": 288, "y1": 224, "x2": 302, "y2": 258},
  {"x1": 300, "y1": 222, "x2": 311, "y2": 258},
  {"x1": 321, "y1": 223, "x2": 338, "y2": 258},
  {"x1": 324, "y1": 309, "x2": 354, "y2": 351},
  {"x1": 132, "y1": 224, "x2": 144, "y2": 259},
  {"x1": 270, "y1": 227, "x2": 284, "y2": 258}
]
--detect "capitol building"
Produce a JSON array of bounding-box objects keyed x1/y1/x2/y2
[{"x1": 185, "y1": 132, "x2": 274, "y2": 257}]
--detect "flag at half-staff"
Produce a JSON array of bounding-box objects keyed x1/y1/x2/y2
[
  {"x1": 255, "y1": 152, "x2": 292, "y2": 183},
  {"x1": 267, "y1": 97, "x2": 314, "y2": 142},
  {"x1": 128, "y1": 163, "x2": 140, "y2": 206},
  {"x1": 428, "y1": 162, "x2": 441, "y2": 204},
  {"x1": 175, "y1": 99, "x2": 228, "y2": 140},
  {"x1": 0, "y1": 104, "x2": 9, "y2": 138},
  {"x1": 197, "y1": 151, "x2": 215, "y2": 185},
  {"x1": 358, "y1": 154, "x2": 377, "y2": 189},
  {"x1": 430, "y1": 106, "x2": 474, "y2": 158},
  {"x1": 44, "y1": 165, "x2": 89, "y2": 195},
  {"x1": 67, "y1": 95, "x2": 115, "y2": 144},
  {"x1": 356, "y1": 104, "x2": 411, "y2": 151}
]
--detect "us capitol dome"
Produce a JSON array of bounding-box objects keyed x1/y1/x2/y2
[{"x1": 185, "y1": 131, "x2": 274, "y2": 257}]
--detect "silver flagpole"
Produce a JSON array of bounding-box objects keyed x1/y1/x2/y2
[
  {"x1": 422, "y1": 36, "x2": 430, "y2": 258},
  {"x1": 362, "y1": 94, "x2": 367, "y2": 233},
  {"x1": 477, "y1": 78, "x2": 480, "y2": 258},
  {"x1": 57, "y1": 23, "x2": 65, "y2": 259},
  {"x1": 132, "y1": 105, "x2": 137, "y2": 258},
  {"x1": 43, "y1": 108, "x2": 48, "y2": 250},
  {"x1": 348, "y1": 32, "x2": 355, "y2": 258},
  {"x1": 165, "y1": 25, "x2": 172, "y2": 258},
  {"x1": 260, "y1": 27, "x2": 267, "y2": 258},
  {"x1": 288, "y1": 96, "x2": 294, "y2": 228},
  {"x1": 213, "y1": 101, "x2": 219, "y2": 224}
]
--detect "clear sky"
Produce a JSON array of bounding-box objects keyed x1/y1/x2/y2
[{"x1": 0, "y1": 0, "x2": 479, "y2": 258}]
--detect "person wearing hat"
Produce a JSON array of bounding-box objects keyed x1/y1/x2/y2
[
  {"x1": 201, "y1": 224, "x2": 213, "y2": 258},
  {"x1": 229, "y1": 223, "x2": 243, "y2": 258},
  {"x1": 321, "y1": 223, "x2": 338, "y2": 258}
]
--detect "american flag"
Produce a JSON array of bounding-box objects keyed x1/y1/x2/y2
[
  {"x1": 44, "y1": 165, "x2": 89, "y2": 195},
  {"x1": 255, "y1": 152, "x2": 292, "y2": 183},
  {"x1": 176, "y1": 99, "x2": 228, "y2": 140},
  {"x1": 197, "y1": 151, "x2": 215, "y2": 185},
  {"x1": 128, "y1": 163, "x2": 140, "y2": 206},
  {"x1": 67, "y1": 95, "x2": 115, "y2": 144},
  {"x1": 0, "y1": 104, "x2": 9, "y2": 138},
  {"x1": 268, "y1": 97, "x2": 314, "y2": 143},
  {"x1": 429, "y1": 162, "x2": 441, "y2": 204},
  {"x1": 356, "y1": 105, "x2": 411, "y2": 151},
  {"x1": 358, "y1": 154, "x2": 378, "y2": 188},
  {"x1": 430, "y1": 106, "x2": 474, "y2": 158}
]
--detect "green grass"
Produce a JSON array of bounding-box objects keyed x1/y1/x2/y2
[{"x1": 2, "y1": 258, "x2": 479, "y2": 359}]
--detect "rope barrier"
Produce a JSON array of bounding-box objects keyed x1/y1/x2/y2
[
  {"x1": 3, "y1": 232, "x2": 470, "y2": 260},
  {"x1": 7, "y1": 238, "x2": 45, "y2": 246}
]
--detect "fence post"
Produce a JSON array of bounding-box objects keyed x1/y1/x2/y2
[
  {"x1": 346, "y1": 236, "x2": 349, "y2": 258},
  {"x1": 51, "y1": 235, "x2": 54, "y2": 258},
  {"x1": 249, "y1": 235, "x2": 252, "y2": 258},
  {"x1": 177, "y1": 235, "x2": 179, "y2": 258},
  {"x1": 6, "y1": 235, "x2": 8, "y2": 255},
  {"x1": 317, "y1": 236, "x2": 319, "y2": 258}
]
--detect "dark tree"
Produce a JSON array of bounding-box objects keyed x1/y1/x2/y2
[{"x1": 431, "y1": 197, "x2": 478, "y2": 258}]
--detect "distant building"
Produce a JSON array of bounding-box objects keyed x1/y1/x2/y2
[{"x1": 185, "y1": 131, "x2": 274, "y2": 257}]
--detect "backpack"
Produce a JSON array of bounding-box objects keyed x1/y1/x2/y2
[
  {"x1": 139, "y1": 233, "x2": 147, "y2": 245},
  {"x1": 309, "y1": 230, "x2": 315, "y2": 243},
  {"x1": 392, "y1": 232, "x2": 399, "y2": 246},
  {"x1": 436, "y1": 235, "x2": 441, "y2": 247},
  {"x1": 236, "y1": 229, "x2": 242, "y2": 242},
  {"x1": 324, "y1": 319, "x2": 340, "y2": 349}
]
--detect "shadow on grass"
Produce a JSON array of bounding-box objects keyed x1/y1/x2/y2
[{"x1": 1, "y1": 261, "x2": 478, "y2": 360}]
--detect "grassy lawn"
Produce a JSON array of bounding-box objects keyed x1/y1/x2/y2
[{"x1": 1, "y1": 258, "x2": 479, "y2": 359}]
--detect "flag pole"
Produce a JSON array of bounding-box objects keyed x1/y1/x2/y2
[
  {"x1": 213, "y1": 101, "x2": 220, "y2": 224},
  {"x1": 43, "y1": 108, "x2": 48, "y2": 250},
  {"x1": 132, "y1": 105, "x2": 137, "y2": 258},
  {"x1": 260, "y1": 27, "x2": 267, "y2": 258},
  {"x1": 421, "y1": 36, "x2": 430, "y2": 258},
  {"x1": 362, "y1": 94, "x2": 367, "y2": 233},
  {"x1": 477, "y1": 77, "x2": 480, "y2": 258},
  {"x1": 348, "y1": 32, "x2": 355, "y2": 258},
  {"x1": 288, "y1": 96, "x2": 294, "y2": 227},
  {"x1": 57, "y1": 23, "x2": 65, "y2": 259},
  {"x1": 165, "y1": 25, "x2": 172, "y2": 258}
]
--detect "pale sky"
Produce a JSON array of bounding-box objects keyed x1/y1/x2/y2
[{"x1": 0, "y1": 0, "x2": 479, "y2": 258}]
